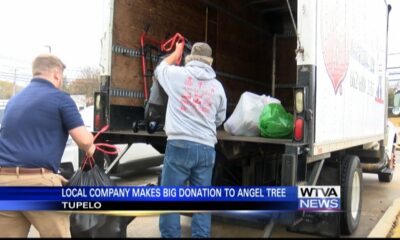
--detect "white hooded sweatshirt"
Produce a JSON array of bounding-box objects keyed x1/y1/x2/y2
[{"x1": 154, "y1": 60, "x2": 227, "y2": 147}]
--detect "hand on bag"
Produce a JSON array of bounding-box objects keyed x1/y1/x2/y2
[
  {"x1": 55, "y1": 174, "x2": 69, "y2": 186},
  {"x1": 86, "y1": 144, "x2": 96, "y2": 157}
]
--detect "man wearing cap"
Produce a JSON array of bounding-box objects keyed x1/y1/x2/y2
[
  {"x1": 155, "y1": 42, "x2": 227, "y2": 238},
  {"x1": 0, "y1": 54, "x2": 96, "y2": 237}
]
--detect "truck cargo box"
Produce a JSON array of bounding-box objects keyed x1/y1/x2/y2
[{"x1": 91, "y1": 0, "x2": 394, "y2": 237}]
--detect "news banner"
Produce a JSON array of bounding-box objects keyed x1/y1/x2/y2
[{"x1": 0, "y1": 186, "x2": 340, "y2": 212}]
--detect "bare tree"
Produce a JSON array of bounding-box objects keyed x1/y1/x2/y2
[
  {"x1": 0, "y1": 80, "x2": 23, "y2": 99},
  {"x1": 67, "y1": 67, "x2": 101, "y2": 105},
  {"x1": 0, "y1": 81, "x2": 14, "y2": 99}
]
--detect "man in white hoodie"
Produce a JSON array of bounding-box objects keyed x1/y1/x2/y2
[{"x1": 155, "y1": 42, "x2": 227, "y2": 238}]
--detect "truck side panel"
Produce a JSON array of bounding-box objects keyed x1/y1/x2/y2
[
  {"x1": 100, "y1": 0, "x2": 114, "y2": 77},
  {"x1": 313, "y1": 0, "x2": 387, "y2": 155}
]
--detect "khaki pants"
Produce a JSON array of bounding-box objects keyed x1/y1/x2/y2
[{"x1": 0, "y1": 172, "x2": 71, "y2": 238}]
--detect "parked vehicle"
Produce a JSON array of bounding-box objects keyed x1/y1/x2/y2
[
  {"x1": 0, "y1": 107, "x2": 4, "y2": 128},
  {"x1": 91, "y1": 0, "x2": 394, "y2": 237},
  {"x1": 0, "y1": 100, "x2": 8, "y2": 128},
  {"x1": 60, "y1": 105, "x2": 162, "y2": 176}
]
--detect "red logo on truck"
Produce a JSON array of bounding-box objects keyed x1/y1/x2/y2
[{"x1": 320, "y1": 1, "x2": 349, "y2": 94}]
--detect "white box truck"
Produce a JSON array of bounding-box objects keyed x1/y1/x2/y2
[{"x1": 88, "y1": 0, "x2": 395, "y2": 237}]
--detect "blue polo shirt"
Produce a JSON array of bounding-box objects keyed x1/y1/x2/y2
[{"x1": 0, "y1": 78, "x2": 84, "y2": 172}]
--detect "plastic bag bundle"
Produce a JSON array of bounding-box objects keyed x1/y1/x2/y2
[
  {"x1": 68, "y1": 154, "x2": 134, "y2": 237},
  {"x1": 224, "y1": 92, "x2": 280, "y2": 136},
  {"x1": 68, "y1": 165, "x2": 113, "y2": 187},
  {"x1": 258, "y1": 103, "x2": 294, "y2": 138}
]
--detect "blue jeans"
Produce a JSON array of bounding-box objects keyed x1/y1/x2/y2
[{"x1": 159, "y1": 140, "x2": 216, "y2": 238}]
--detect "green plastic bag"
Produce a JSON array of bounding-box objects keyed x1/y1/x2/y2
[{"x1": 259, "y1": 103, "x2": 294, "y2": 138}]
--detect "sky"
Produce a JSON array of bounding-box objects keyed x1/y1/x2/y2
[
  {"x1": 0, "y1": 0, "x2": 106, "y2": 82},
  {"x1": 0, "y1": 0, "x2": 398, "y2": 84}
]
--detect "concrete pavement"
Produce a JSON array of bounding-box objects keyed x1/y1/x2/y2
[{"x1": 368, "y1": 198, "x2": 400, "y2": 238}]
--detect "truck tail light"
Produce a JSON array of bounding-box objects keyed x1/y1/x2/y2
[
  {"x1": 294, "y1": 118, "x2": 304, "y2": 141},
  {"x1": 95, "y1": 113, "x2": 101, "y2": 131}
]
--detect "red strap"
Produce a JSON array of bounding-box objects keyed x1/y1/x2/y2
[
  {"x1": 161, "y1": 33, "x2": 185, "y2": 65},
  {"x1": 81, "y1": 156, "x2": 94, "y2": 170},
  {"x1": 80, "y1": 125, "x2": 119, "y2": 169},
  {"x1": 95, "y1": 143, "x2": 119, "y2": 155},
  {"x1": 93, "y1": 125, "x2": 109, "y2": 141}
]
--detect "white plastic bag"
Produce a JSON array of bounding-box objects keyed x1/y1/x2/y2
[{"x1": 224, "y1": 92, "x2": 280, "y2": 136}]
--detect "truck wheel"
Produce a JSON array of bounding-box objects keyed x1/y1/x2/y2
[
  {"x1": 341, "y1": 155, "x2": 363, "y2": 235},
  {"x1": 378, "y1": 147, "x2": 395, "y2": 183}
]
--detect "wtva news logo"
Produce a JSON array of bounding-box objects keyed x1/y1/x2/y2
[{"x1": 298, "y1": 186, "x2": 341, "y2": 211}]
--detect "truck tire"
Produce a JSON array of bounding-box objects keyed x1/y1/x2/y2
[
  {"x1": 341, "y1": 155, "x2": 363, "y2": 235},
  {"x1": 378, "y1": 172, "x2": 392, "y2": 182}
]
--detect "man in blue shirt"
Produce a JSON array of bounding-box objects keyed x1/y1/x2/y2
[{"x1": 0, "y1": 54, "x2": 96, "y2": 237}]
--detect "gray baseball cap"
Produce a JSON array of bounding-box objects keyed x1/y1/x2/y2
[{"x1": 185, "y1": 42, "x2": 213, "y2": 65}]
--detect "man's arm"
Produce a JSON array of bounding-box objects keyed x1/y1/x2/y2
[
  {"x1": 154, "y1": 42, "x2": 184, "y2": 94},
  {"x1": 69, "y1": 126, "x2": 96, "y2": 156},
  {"x1": 163, "y1": 42, "x2": 184, "y2": 65},
  {"x1": 60, "y1": 94, "x2": 96, "y2": 157},
  {"x1": 216, "y1": 94, "x2": 227, "y2": 127}
]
